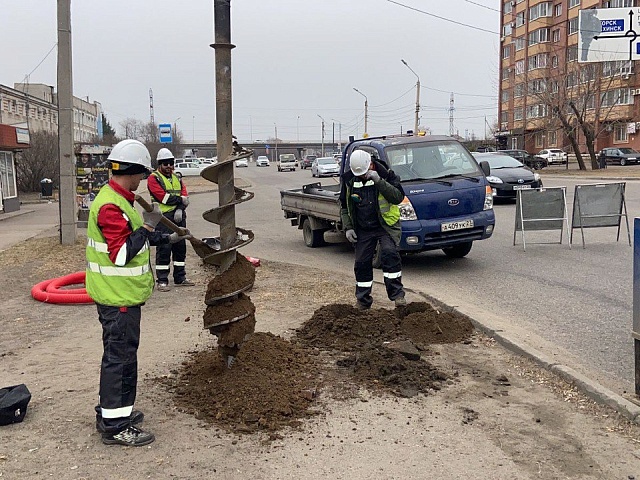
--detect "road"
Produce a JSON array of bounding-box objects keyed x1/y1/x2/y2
[{"x1": 185, "y1": 164, "x2": 640, "y2": 396}]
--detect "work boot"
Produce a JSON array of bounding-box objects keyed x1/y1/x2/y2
[
  {"x1": 355, "y1": 301, "x2": 370, "y2": 311},
  {"x1": 95, "y1": 409, "x2": 144, "y2": 434},
  {"x1": 157, "y1": 282, "x2": 170, "y2": 292},
  {"x1": 102, "y1": 425, "x2": 155, "y2": 447},
  {"x1": 175, "y1": 279, "x2": 195, "y2": 287},
  {"x1": 394, "y1": 296, "x2": 407, "y2": 307}
]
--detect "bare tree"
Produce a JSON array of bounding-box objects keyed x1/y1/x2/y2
[{"x1": 15, "y1": 131, "x2": 60, "y2": 192}]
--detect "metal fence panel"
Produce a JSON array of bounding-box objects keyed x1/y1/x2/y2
[{"x1": 514, "y1": 187, "x2": 570, "y2": 251}]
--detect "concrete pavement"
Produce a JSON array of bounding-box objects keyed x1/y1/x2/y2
[{"x1": 4, "y1": 172, "x2": 640, "y2": 425}]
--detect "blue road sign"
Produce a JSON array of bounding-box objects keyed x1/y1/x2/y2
[{"x1": 159, "y1": 123, "x2": 172, "y2": 143}]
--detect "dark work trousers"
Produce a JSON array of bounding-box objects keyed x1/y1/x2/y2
[
  {"x1": 96, "y1": 303, "x2": 141, "y2": 434},
  {"x1": 155, "y1": 208, "x2": 187, "y2": 284},
  {"x1": 353, "y1": 227, "x2": 404, "y2": 308}
]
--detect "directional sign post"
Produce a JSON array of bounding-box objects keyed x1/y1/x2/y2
[
  {"x1": 579, "y1": 8, "x2": 640, "y2": 63},
  {"x1": 159, "y1": 123, "x2": 173, "y2": 143}
]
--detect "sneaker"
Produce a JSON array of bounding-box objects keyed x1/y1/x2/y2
[
  {"x1": 394, "y1": 296, "x2": 407, "y2": 307},
  {"x1": 355, "y1": 301, "x2": 371, "y2": 311},
  {"x1": 157, "y1": 282, "x2": 170, "y2": 292},
  {"x1": 102, "y1": 425, "x2": 155, "y2": 447},
  {"x1": 175, "y1": 279, "x2": 195, "y2": 287},
  {"x1": 96, "y1": 410, "x2": 144, "y2": 434}
]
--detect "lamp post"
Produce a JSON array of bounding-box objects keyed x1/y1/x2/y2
[
  {"x1": 274, "y1": 123, "x2": 278, "y2": 163},
  {"x1": 353, "y1": 87, "x2": 368, "y2": 137},
  {"x1": 401, "y1": 59, "x2": 420, "y2": 135},
  {"x1": 297, "y1": 115, "x2": 300, "y2": 142},
  {"x1": 317, "y1": 114, "x2": 325, "y2": 156},
  {"x1": 331, "y1": 118, "x2": 342, "y2": 153},
  {"x1": 192, "y1": 115, "x2": 195, "y2": 142},
  {"x1": 173, "y1": 117, "x2": 181, "y2": 144}
]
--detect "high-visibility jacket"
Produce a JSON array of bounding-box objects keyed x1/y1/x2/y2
[
  {"x1": 86, "y1": 185, "x2": 154, "y2": 307},
  {"x1": 151, "y1": 171, "x2": 182, "y2": 213}
]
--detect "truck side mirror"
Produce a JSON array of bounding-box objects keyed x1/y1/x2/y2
[{"x1": 479, "y1": 160, "x2": 490, "y2": 176}]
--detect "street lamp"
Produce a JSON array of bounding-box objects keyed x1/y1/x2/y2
[
  {"x1": 297, "y1": 115, "x2": 300, "y2": 142},
  {"x1": 173, "y1": 117, "x2": 181, "y2": 144},
  {"x1": 317, "y1": 114, "x2": 325, "y2": 156},
  {"x1": 401, "y1": 59, "x2": 420, "y2": 135},
  {"x1": 274, "y1": 123, "x2": 278, "y2": 163},
  {"x1": 331, "y1": 119, "x2": 342, "y2": 153},
  {"x1": 353, "y1": 87, "x2": 368, "y2": 137},
  {"x1": 192, "y1": 115, "x2": 195, "y2": 142}
]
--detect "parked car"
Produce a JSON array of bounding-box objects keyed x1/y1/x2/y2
[
  {"x1": 174, "y1": 161, "x2": 206, "y2": 178},
  {"x1": 599, "y1": 147, "x2": 640, "y2": 166},
  {"x1": 256, "y1": 155, "x2": 270, "y2": 167},
  {"x1": 311, "y1": 157, "x2": 340, "y2": 177},
  {"x1": 536, "y1": 148, "x2": 568, "y2": 165},
  {"x1": 499, "y1": 149, "x2": 547, "y2": 170},
  {"x1": 472, "y1": 152, "x2": 542, "y2": 200},
  {"x1": 234, "y1": 158, "x2": 249, "y2": 168},
  {"x1": 301, "y1": 155, "x2": 317, "y2": 169}
]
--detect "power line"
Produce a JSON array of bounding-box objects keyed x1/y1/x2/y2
[
  {"x1": 387, "y1": 0, "x2": 499, "y2": 35},
  {"x1": 23, "y1": 43, "x2": 58, "y2": 82},
  {"x1": 463, "y1": 0, "x2": 500, "y2": 13}
]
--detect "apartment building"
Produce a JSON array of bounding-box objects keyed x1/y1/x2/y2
[
  {"x1": 0, "y1": 83, "x2": 102, "y2": 143},
  {"x1": 498, "y1": 0, "x2": 639, "y2": 155}
]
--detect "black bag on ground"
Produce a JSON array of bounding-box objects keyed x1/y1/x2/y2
[{"x1": 0, "y1": 384, "x2": 31, "y2": 426}]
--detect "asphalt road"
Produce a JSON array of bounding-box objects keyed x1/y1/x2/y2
[{"x1": 185, "y1": 163, "x2": 640, "y2": 396}]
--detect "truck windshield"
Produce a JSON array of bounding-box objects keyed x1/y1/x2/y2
[
  {"x1": 280, "y1": 154, "x2": 296, "y2": 162},
  {"x1": 385, "y1": 142, "x2": 480, "y2": 182}
]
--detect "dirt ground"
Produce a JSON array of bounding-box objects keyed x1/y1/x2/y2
[{"x1": 2, "y1": 235, "x2": 640, "y2": 478}]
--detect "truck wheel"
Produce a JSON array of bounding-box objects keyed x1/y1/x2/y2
[
  {"x1": 372, "y1": 241, "x2": 382, "y2": 269},
  {"x1": 442, "y1": 241, "x2": 473, "y2": 258},
  {"x1": 302, "y1": 218, "x2": 325, "y2": 248}
]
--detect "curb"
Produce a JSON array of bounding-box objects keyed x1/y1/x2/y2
[
  {"x1": 0, "y1": 208, "x2": 35, "y2": 222},
  {"x1": 402, "y1": 286, "x2": 640, "y2": 425}
]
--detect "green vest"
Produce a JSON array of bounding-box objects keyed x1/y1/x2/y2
[
  {"x1": 86, "y1": 185, "x2": 154, "y2": 306},
  {"x1": 346, "y1": 180, "x2": 401, "y2": 227},
  {"x1": 151, "y1": 171, "x2": 182, "y2": 213}
]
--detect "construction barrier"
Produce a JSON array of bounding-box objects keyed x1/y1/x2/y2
[{"x1": 513, "y1": 187, "x2": 570, "y2": 251}]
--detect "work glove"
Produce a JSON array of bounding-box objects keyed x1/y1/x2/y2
[
  {"x1": 169, "y1": 229, "x2": 192, "y2": 244},
  {"x1": 181, "y1": 196, "x2": 190, "y2": 207},
  {"x1": 365, "y1": 170, "x2": 380, "y2": 184},
  {"x1": 345, "y1": 229, "x2": 358, "y2": 243},
  {"x1": 142, "y1": 203, "x2": 163, "y2": 229},
  {"x1": 174, "y1": 208, "x2": 183, "y2": 224}
]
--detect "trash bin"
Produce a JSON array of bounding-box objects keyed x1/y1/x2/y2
[{"x1": 40, "y1": 178, "x2": 53, "y2": 197}]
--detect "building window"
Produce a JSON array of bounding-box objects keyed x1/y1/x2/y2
[
  {"x1": 552, "y1": 29, "x2": 561, "y2": 42},
  {"x1": 514, "y1": 83, "x2": 524, "y2": 97},
  {"x1": 568, "y1": 17, "x2": 579, "y2": 35},
  {"x1": 502, "y1": 45, "x2": 511, "y2": 58},
  {"x1": 503, "y1": 23, "x2": 513, "y2": 36},
  {"x1": 614, "y1": 124, "x2": 628, "y2": 142},
  {"x1": 604, "y1": 0, "x2": 632, "y2": 6},
  {"x1": 515, "y1": 36, "x2": 526, "y2": 51},
  {"x1": 567, "y1": 45, "x2": 578, "y2": 62},
  {"x1": 585, "y1": 94, "x2": 595, "y2": 109},
  {"x1": 601, "y1": 88, "x2": 632, "y2": 106},
  {"x1": 529, "y1": 28, "x2": 550, "y2": 45},
  {"x1": 504, "y1": 1, "x2": 513, "y2": 14},
  {"x1": 516, "y1": 12, "x2": 526, "y2": 27},
  {"x1": 526, "y1": 104, "x2": 548, "y2": 119},
  {"x1": 502, "y1": 67, "x2": 511, "y2": 80},
  {"x1": 534, "y1": 132, "x2": 545, "y2": 148},
  {"x1": 502, "y1": 89, "x2": 510, "y2": 102},
  {"x1": 569, "y1": 0, "x2": 580, "y2": 8},
  {"x1": 551, "y1": 80, "x2": 559, "y2": 93},
  {"x1": 548, "y1": 131, "x2": 557, "y2": 146},
  {"x1": 514, "y1": 107, "x2": 524, "y2": 121},
  {"x1": 511, "y1": 137, "x2": 519, "y2": 149},
  {"x1": 501, "y1": 111, "x2": 508, "y2": 123},
  {"x1": 529, "y1": 2, "x2": 552, "y2": 21},
  {"x1": 528, "y1": 53, "x2": 548, "y2": 71},
  {"x1": 551, "y1": 55, "x2": 559, "y2": 67},
  {"x1": 529, "y1": 78, "x2": 547, "y2": 93},
  {"x1": 0, "y1": 151, "x2": 17, "y2": 198},
  {"x1": 554, "y1": 3, "x2": 562, "y2": 16},
  {"x1": 515, "y1": 59, "x2": 525, "y2": 75}
]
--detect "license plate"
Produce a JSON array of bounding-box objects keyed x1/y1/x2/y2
[
  {"x1": 441, "y1": 219, "x2": 474, "y2": 232},
  {"x1": 513, "y1": 185, "x2": 531, "y2": 190}
]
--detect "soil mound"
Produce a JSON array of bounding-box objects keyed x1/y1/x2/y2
[{"x1": 162, "y1": 332, "x2": 321, "y2": 433}]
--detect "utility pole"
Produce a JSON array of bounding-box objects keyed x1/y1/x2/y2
[
  {"x1": 274, "y1": 123, "x2": 278, "y2": 162},
  {"x1": 317, "y1": 114, "x2": 325, "y2": 156},
  {"x1": 57, "y1": 0, "x2": 76, "y2": 245},
  {"x1": 401, "y1": 59, "x2": 420, "y2": 135},
  {"x1": 149, "y1": 88, "x2": 154, "y2": 125},
  {"x1": 332, "y1": 118, "x2": 342, "y2": 152},
  {"x1": 449, "y1": 93, "x2": 455, "y2": 137}
]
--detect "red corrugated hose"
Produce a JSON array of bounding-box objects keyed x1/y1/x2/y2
[{"x1": 31, "y1": 271, "x2": 93, "y2": 304}]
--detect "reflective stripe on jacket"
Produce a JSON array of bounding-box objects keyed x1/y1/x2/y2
[
  {"x1": 86, "y1": 185, "x2": 154, "y2": 306},
  {"x1": 151, "y1": 171, "x2": 182, "y2": 213}
]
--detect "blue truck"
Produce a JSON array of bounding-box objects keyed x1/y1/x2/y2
[{"x1": 280, "y1": 134, "x2": 495, "y2": 262}]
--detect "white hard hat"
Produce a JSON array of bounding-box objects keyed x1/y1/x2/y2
[
  {"x1": 349, "y1": 150, "x2": 372, "y2": 176},
  {"x1": 108, "y1": 139, "x2": 152, "y2": 173},
  {"x1": 156, "y1": 148, "x2": 175, "y2": 163}
]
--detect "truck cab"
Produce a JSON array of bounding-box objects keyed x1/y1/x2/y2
[
  {"x1": 277, "y1": 153, "x2": 298, "y2": 172},
  {"x1": 342, "y1": 135, "x2": 495, "y2": 257}
]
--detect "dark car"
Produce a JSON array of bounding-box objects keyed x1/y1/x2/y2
[
  {"x1": 599, "y1": 147, "x2": 640, "y2": 166},
  {"x1": 301, "y1": 155, "x2": 317, "y2": 169},
  {"x1": 499, "y1": 149, "x2": 548, "y2": 170},
  {"x1": 472, "y1": 152, "x2": 543, "y2": 199}
]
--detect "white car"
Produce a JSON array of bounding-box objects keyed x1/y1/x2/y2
[
  {"x1": 536, "y1": 148, "x2": 568, "y2": 165},
  {"x1": 174, "y1": 161, "x2": 206, "y2": 178},
  {"x1": 256, "y1": 155, "x2": 270, "y2": 167},
  {"x1": 234, "y1": 158, "x2": 249, "y2": 168},
  {"x1": 311, "y1": 157, "x2": 340, "y2": 177}
]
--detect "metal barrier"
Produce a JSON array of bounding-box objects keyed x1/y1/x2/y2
[
  {"x1": 634, "y1": 218, "x2": 640, "y2": 396},
  {"x1": 570, "y1": 183, "x2": 630, "y2": 248},
  {"x1": 513, "y1": 187, "x2": 570, "y2": 251}
]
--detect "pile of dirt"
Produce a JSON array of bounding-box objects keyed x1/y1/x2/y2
[{"x1": 161, "y1": 332, "x2": 321, "y2": 434}]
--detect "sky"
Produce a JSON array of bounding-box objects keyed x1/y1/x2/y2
[{"x1": 1, "y1": 0, "x2": 500, "y2": 144}]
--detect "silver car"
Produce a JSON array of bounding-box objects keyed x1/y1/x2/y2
[{"x1": 311, "y1": 157, "x2": 340, "y2": 177}]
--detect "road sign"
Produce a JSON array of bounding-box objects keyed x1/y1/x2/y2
[
  {"x1": 159, "y1": 123, "x2": 172, "y2": 143},
  {"x1": 579, "y1": 8, "x2": 640, "y2": 63}
]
